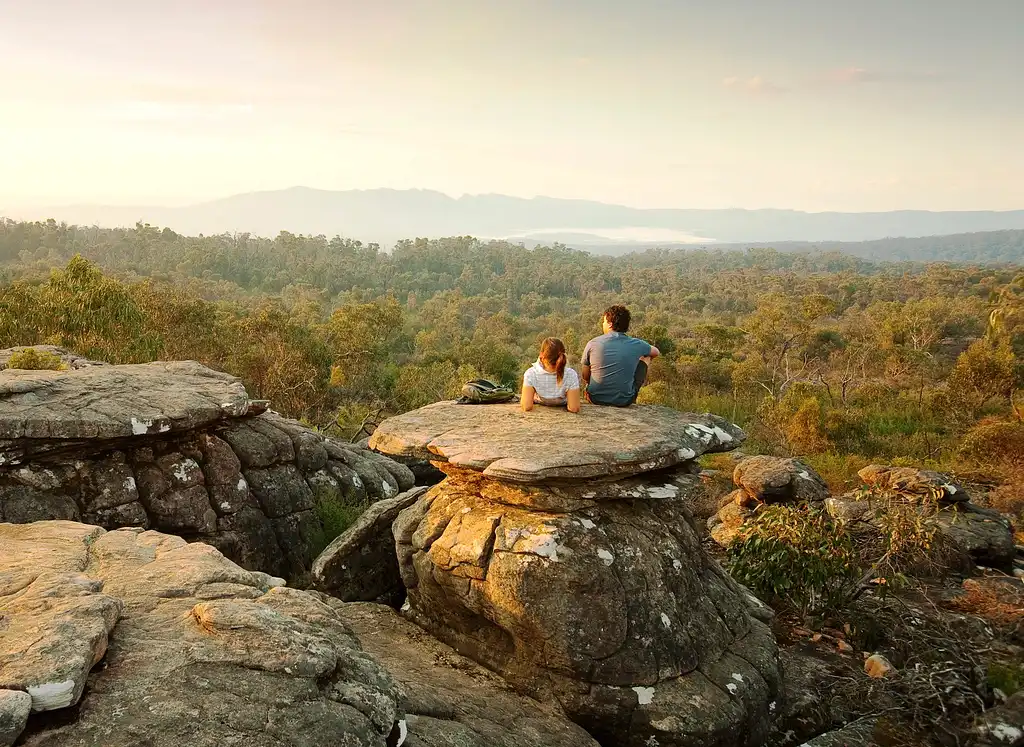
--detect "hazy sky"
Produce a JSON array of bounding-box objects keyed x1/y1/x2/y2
[{"x1": 2, "y1": 0, "x2": 1022, "y2": 211}]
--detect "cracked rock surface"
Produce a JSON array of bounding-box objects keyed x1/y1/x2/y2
[
  {"x1": 373, "y1": 405, "x2": 781, "y2": 747},
  {"x1": 369, "y1": 401, "x2": 745, "y2": 483},
  {"x1": 0, "y1": 520, "x2": 406, "y2": 747},
  {"x1": 338, "y1": 602, "x2": 601, "y2": 747},
  {"x1": 0, "y1": 348, "x2": 414, "y2": 579}
]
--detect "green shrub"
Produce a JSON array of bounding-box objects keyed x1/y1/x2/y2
[
  {"x1": 312, "y1": 493, "x2": 369, "y2": 556},
  {"x1": 987, "y1": 661, "x2": 1024, "y2": 697},
  {"x1": 5, "y1": 348, "x2": 67, "y2": 371},
  {"x1": 727, "y1": 505, "x2": 860, "y2": 618}
]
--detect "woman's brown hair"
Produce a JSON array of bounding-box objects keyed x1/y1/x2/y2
[{"x1": 539, "y1": 337, "x2": 567, "y2": 386}]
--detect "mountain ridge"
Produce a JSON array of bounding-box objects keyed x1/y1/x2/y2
[{"x1": 5, "y1": 187, "x2": 1024, "y2": 246}]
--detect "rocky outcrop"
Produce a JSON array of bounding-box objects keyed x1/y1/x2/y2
[
  {"x1": 0, "y1": 690, "x2": 31, "y2": 747},
  {"x1": 973, "y1": 691, "x2": 1024, "y2": 747},
  {"x1": 0, "y1": 348, "x2": 414, "y2": 579},
  {"x1": 733, "y1": 456, "x2": 828, "y2": 506},
  {"x1": 0, "y1": 345, "x2": 106, "y2": 370},
  {"x1": 825, "y1": 466, "x2": 1016, "y2": 570},
  {"x1": 709, "y1": 456, "x2": 828, "y2": 547},
  {"x1": 313, "y1": 486, "x2": 429, "y2": 605},
  {"x1": 1, "y1": 520, "x2": 406, "y2": 747},
  {"x1": 795, "y1": 718, "x2": 879, "y2": 747},
  {"x1": 370, "y1": 402, "x2": 781, "y2": 747}
]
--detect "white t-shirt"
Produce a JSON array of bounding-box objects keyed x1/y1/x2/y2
[{"x1": 523, "y1": 361, "x2": 580, "y2": 404}]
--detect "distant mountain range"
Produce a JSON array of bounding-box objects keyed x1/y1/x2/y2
[{"x1": 6, "y1": 188, "x2": 1024, "y2": 249}]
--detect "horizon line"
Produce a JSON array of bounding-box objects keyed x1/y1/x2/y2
[{"x1": 6, "y1": 185, "x2": 1024, "y2": 216}]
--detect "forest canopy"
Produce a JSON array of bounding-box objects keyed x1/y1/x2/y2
[{"x1": 1, "y1": 218, "x2": 1022, "y2": 506}]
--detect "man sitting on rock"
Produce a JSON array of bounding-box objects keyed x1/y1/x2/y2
[{"x1": 582, "y1": 304, "x2": 660, "y2": 406}]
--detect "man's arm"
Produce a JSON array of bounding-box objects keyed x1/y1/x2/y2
[
  {"x1": 581, "y1": 342, "x2": 592, "y2": 385},
  {"x1": 648, "y1": 345, "x2": 661, "y2": 359}
]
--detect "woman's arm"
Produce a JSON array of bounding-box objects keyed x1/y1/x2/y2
[
  {"x1": 521, "y1": 384, "x2": 536, "y2": 411},
  {"x1": 566, "y1": 388, "x2": 581, "y2": 413}
]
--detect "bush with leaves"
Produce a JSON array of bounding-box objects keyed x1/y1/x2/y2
[
  {"x1": 727, "y1": 504, "x2": 860, "y2": 619},
  {"x1": 4, "y1": 348, "x2": 68, "y2": 371},
  {"x1": 849, "y1": 484, "x2": 961, "y2": 581}
]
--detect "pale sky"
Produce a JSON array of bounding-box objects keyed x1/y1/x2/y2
[{"x1": 1, "y1": 0, "x2": 1022, "y2": 211}]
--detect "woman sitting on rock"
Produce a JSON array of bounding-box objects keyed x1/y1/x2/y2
[{"x1": 521, "y1": 337, "x2": 581, "y2": 413}]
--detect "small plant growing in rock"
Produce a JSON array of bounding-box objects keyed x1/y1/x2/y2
[
  {"x1": 311, "y1": 487, "x2": 369, "y2": 556},
  {"x1": 5, "y1": 348, "x2": 67, "y2": 371},
  {"x1": 727, "y1": 504, "x2": 860, "y2": 618}
]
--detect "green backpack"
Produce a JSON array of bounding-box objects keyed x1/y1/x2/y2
[{"x1": 457, "y1": 379, "x2": 516, "y2": 404}]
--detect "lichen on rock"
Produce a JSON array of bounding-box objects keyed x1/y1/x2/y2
[
  {"x1": 0, "y1": 347, "x2": 414, "y2": 580},
  {"x1": 371, "y1": 401, "x2": 781, "y2": 746},
  {"x1": 0, "y1": 520, "x2": 406, "y2": 747}
]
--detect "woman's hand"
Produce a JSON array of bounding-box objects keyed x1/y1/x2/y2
[
  {"x1": 566, "y1": 388, "x2": 581, "y2": 413},
  {"x1": 521, "y1": 384, "x2": 535, "y2": 411}
]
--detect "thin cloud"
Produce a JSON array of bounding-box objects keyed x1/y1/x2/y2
[
  {"x1": 826, "y1": 66, "x2": 880, "y2": 84},
  {"x1": 816, "y1": 67, "x2": 944, "y2": 86},
  {"x1": 722, "y1": 75, "x2": 786, "y2": 95}
]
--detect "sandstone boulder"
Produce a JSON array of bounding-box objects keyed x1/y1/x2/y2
[
  {"x1": 0, "y1": 349, "x2": 415, "y2": 579},
  {"x1": 0, "y1": 690, "x2": 31, "y2": 747},
  {"x1": 369, "y1": 401, "x2": 745, "y2": 483},
  {"x1": 857, "y1": 464, "x2": 968, "y2": 504},
  {"x1": 1, "y1": 520, "x2": 406, "y2": 747},
  {"x1": 825, "y1": 494, "x2": 1016, "y2": 570},
  {"x1": 0, "y1": 345, "x2": 106, "y2": 370},
  {"x1": 709, "y1": 456, "x2": 828, "y2": 548},
  {"x1": 795, "y1": 717, "x2": 879, "y2": 747},
  {"x1": 973, "y1": 690, "x2": 1024, "y2": 747},
  {"x1": 733, "y1": 456, "x2": 828, "y2": 505},
  {"x1": 373, "y1": 403, "x2": 781, "y2": 747}
]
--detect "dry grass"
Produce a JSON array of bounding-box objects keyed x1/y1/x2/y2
[
  {"x1": 947, "y1": 579, "x2": 1024, "y2": 628},
  {"x1": 803, "y1": 452, "x2": 873, "y2": 494}
]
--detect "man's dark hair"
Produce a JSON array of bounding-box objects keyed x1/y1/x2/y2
[{"x1": 603, "y1": 305, "x2": 631, "y2": 333}]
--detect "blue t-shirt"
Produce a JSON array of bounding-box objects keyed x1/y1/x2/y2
[{"x1": 581, "y1": 332, "x2": 653, "y2": 406}]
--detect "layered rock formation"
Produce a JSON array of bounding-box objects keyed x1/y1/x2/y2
[
  {"x1": 0, "y1": 520, "x2": 407, "y2": 747},
  {"x1": 370, "y1": 401, "x2": 782, "y2": 747},
  {"x1": 709, "y1": 456, "x2": 828, "y2": 547},
  {"x1": 1, "y1": 520, "x2": 605, "y2": 747},
  {"x1": 0, "y1": 348, "x2": 413, "y2": 578}
]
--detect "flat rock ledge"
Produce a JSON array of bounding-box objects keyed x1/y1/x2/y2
[
  {"x1": 0, "y1": 359, "x2": 262, "y2": 462},
  {"x1": 371, "y1": 403, "x2": 779, "y2": 746},
  {"x1": 369, "y1": 401, "x2": 745, "y2": 483},
  {"x1": 0, "y1": 520, "x2": 406, "y2": 747},
  {"x1": 0, "y1": 350, "x2": 414, "y2": 579}
]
